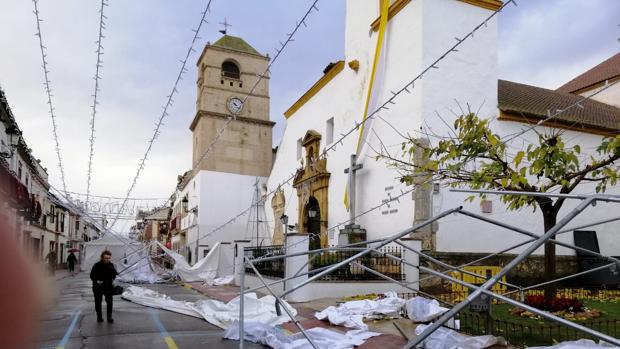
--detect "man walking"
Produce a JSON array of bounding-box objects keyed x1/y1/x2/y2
[
  {"x1": 45, "y1": 250, "x2": 57, "y2": 276},
  {"x1": 67, "y1": 252, "x2": 77, "y2": 276},
  {"x1": 90, "y1": 250, "x2": 118, "y2": 323}
]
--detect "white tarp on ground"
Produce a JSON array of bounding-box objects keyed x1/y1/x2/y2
[
  {"x1": 414, "y1": 323, "x2": 507, "y2": 349},
  {"x1": 156, "y1": 241, "x2": 226, "y2": 283},
  {"x1": 314, "y1": 292, "x2": 405, "y2": 330},
  {"x1": 121, "y1": 285, "x2": 203, "y2": 318},
  {"x1": 405, "y1": 296, "x2": 449, "y2": 323},
  {"x1": 122, "y1": 285, "x2": 296, "y2": 329},
  {"x1": 527, "y1": 339, "x2": 619, "y2": 349},
  {"x1": 213, "y1": 275, "x2": 235, "y2": 286},
  {"x1": 224, "y1": 320, "x2": 381, "y2": 349}
]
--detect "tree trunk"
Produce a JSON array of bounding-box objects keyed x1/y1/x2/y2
[{"x1": 543, "y1": 210, "x2": 558, "y2": 299}]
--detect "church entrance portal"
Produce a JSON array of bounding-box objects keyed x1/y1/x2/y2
[{"x1": 305, "y1": 196, "x2": 321, "y2": 251}]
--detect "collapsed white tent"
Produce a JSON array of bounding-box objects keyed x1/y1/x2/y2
[
  {"x1": 156, "y1": 241, "x2": 234, "y2": 284},
  {"x1": 122, "y1": 285, "x2": 296, "y2": 329},
  {"x1": 81, "y1": 234, "x2": 142, "y2": 271},
  {"x1": 315, "y1": 292, "x2": 405, "y2": 330},
  {"x1": 82, "y1": 235, "x2": 164, "y2": 283},
  {"x1": 224, "y1": 320, "x2": 381, "y2": 349},
  {"x1": 414, "y1": 323, "x2": 507, "y2": 349},
  {"x1": 117, "y1": 253, "x2": 165, "y2": 284},
  {"x1": 405, "y1": 296, "x2": 449, "y2": 323}
]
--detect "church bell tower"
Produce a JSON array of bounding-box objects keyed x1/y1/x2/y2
[{"x1": 190, "y1": 35, "x2": 274, "y2": 177}]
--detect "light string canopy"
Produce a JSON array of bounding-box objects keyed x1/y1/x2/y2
[
  {"x1": 85, "y1": 0, "x2": 109, "y2": 208},
  {"x1": 110, "y1": 0, "x2": 214, "y2": 229},
  {"x1": 32, "y1": 0, "x2": 68, "y2": 196}
]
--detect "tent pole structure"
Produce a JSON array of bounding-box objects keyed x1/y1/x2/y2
[
  {"x1": 275, "y1": 207, "x2": 461, "y2": 315},
  {"x1": 458, "y1": 210, "x2": 620, "y2": 265},
  {"x1": 245, "y1": 257, "x2": 319, "y2": 349},
  {"x1": 419, "y1": 265, "x2": 620, "y2": 346},
  {"x1": 350, "y1": 261, "x2": 454, "y2": 307},
  {"x1": 405, "y1": 197, "x2": 595, "y2": 348},
  {"x1": 239, "y1": 258, "x2": 245, "y2": 349},
  {"x1": 503, "y1": 262, "x2": 619, "y2": 296}
]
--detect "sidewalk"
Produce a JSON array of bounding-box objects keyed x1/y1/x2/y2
[{"x1": 184, "y1": 282, "x2": 409, "y2": 349}]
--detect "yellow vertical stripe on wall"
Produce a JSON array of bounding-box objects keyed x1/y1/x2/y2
[{"x1": 344, "y1": 0, "x2": 390, "y2": 209}]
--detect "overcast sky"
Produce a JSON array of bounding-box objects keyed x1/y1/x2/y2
[{"x1": 0, "y1": 0, "x2": 618, "y2": 228}]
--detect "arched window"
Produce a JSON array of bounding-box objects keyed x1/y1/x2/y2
[{"x1": 221, "y1": 61, "x2": 240, "y2": 79}]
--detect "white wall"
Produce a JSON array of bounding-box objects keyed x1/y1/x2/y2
[
  {"x1": 436, "y1": 122, "x2": 620, "y2": 256},
  {"x1": 181, "y1": 170, "x2": 268, "y2": 260},
  {"x1": 579, "y1": 81, "x2": 620, "y2": 108}
]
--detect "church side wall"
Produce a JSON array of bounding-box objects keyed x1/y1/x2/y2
[
  {"x1": 578, "y1": 81, "x2": 620, "y2": 108},
  {"x1": 436, "y1": 124, "x2": 620, "y2": 256},
  {"x1": 353, "y1": 0, "x2": 424, "y2": 243}
]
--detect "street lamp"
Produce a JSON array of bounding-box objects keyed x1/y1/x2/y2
[
  {"x1": 181, "y1": 196, "x2": 188, "y2": 212},
  {"x1": 279, "y1": 214, "x2": 288, "y2": 293},
  {"x1": 0, "y1": 126, "x2": 19, "y2": 159},
  {"x1": 279, "y1": 213, "x2": 288, "y2": 226},
  {"x1": 307, "y1": 208, "x2": 317, "y2": 218},
  {"x1": 280, "y1": 213, "x2": 289, "y2": 243}
]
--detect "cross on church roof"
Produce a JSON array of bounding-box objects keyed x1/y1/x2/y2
[{"x1": 219, "y1": 17, "x2": 232, "y2": 35}]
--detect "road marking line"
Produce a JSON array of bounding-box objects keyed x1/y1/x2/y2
[
  {"x1": 164, "y1": 336, "x2": 179, "y2": 349},
  {"x1": 149, "y1": 309, "x2": 180, "y2": 349},
  {"x1": 56, "y1": 309, "x2": 81, "y2": 349}
]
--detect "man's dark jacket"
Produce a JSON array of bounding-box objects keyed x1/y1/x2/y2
[
  {"x1": 67, "y1": 253, "x2": 77, "y2": 265},
  {"x1": 90, "y1": 261, "x2": 118, "y2": 292}
]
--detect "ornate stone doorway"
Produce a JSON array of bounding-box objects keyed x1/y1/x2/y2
[
  {"x1": 305, "y1": 196, "x2": 321, "y2": 250},
  {"x1": 293, "y1": 130, "x2": 330, "y2": 248}
]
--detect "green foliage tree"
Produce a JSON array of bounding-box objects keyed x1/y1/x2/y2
[{"x1": 385, "y1": 113, "x2": 620, "y2": 298}]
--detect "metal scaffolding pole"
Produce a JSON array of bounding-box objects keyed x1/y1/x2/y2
[
  {"x1": 392, "y1": 241, "x2": 521, "y2": 290},
  {"x1": 503, "y1": 262, "x2": 619, "y2": 296},
  {"x1": 350, "y1": 261, "x2": 454, "y2": 307},
  {"x1": 276, "y1": 207, "x2": 462, "y2": 306},
  {"x1": 239, "y1": 258, "x2": 245, "y2": 349},
  {"x1": 459, "y1": 209, "x2": 620, "y2": 266},
  {"x1": 405, "y1": 197, "x2": 595, "y2": 348},
  {"x1": 419, "y1": 265, "x2": 620, "y2": 346},
  {"x1": 245, "y1": 257, "x2": 319, "y2": 349}
]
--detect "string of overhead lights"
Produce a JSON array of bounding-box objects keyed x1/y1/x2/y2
[
  {"x1": 32, "y1": 0, "x2": 68, "y2": 196},
  {"x1": 112, "y1": 0, "x2": 321, "y2": 238},
  {"x1": 109, "y1": 0, "x2": 214, "y2": 229},
  {"x1": 85, "y1": 0, "x2": 109, "y2": 208}
]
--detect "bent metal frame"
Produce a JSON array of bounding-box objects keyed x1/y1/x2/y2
[{"x1": 238, "y1": 190, "x2": 620, "y2": 348}]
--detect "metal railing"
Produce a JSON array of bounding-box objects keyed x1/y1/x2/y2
[
  {"x1": 310, "y1": 246, "x2": 404, "y2": 281},
  {"x1": 458, "y1": 312, "x2": 620, "y2": 347},
  {"x1": 244, "y1": 245, "x2": 285, "y2": 278}
]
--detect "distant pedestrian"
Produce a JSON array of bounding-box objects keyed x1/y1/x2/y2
[
  {"x1": 90, "y1": 250, "x2": 118, "y2": 323},
  {"x1": 67, "y1": 252, "x2": 77, "y2": 276},
  {"x1": 45, "y1": 250, "x2": 57, "y2": 276}
]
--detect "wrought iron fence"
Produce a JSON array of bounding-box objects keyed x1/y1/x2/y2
[
  {"x1": 310, "y1": 246, "x2": 404, "y2": 281},
  {"x1": 244, "y1": 245, "x2": 285, "y2": 278},
  {"x1": 457, "y1": 311, "x2": 620, "y2": 348}
]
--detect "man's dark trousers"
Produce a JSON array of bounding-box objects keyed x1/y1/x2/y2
[{"x1": 93, "y1": 287, "x2": 113, "y2": 319}]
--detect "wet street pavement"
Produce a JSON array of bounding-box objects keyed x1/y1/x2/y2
[{"x1": 35, "y1": 272, "x2": 262, "y2": 349}]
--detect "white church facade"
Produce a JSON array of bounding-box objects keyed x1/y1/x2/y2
[
  {"x1": 171, "y1": 0, "x2": 620, "y2": 271},
  {"x1": 265, "y1": 0, "x2": 620, "y2": 260}
]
